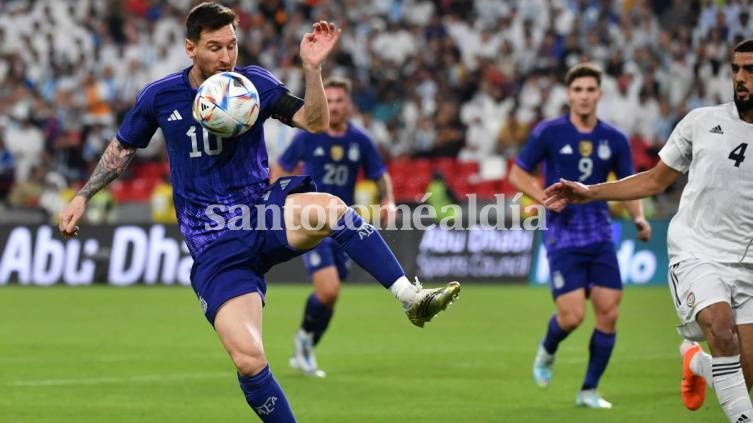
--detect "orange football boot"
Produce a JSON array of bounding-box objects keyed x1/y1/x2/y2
[{"x1": 681, "y1": 342, "x2": 707, "y2": 411}]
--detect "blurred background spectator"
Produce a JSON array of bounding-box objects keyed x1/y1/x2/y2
[{"x1": 0, "y1": 0, "x2": 740, "y2": 222}]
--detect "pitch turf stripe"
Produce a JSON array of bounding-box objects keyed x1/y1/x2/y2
[{"x1": 8, "y1": 372, "x2": 228, "y2": 387}]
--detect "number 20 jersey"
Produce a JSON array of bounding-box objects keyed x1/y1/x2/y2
[
  {"x1": 659, "y1": 102, "x2": 753, "y2": 264},
  {"x1": 277, "y1": 123, "x2": 386, "y2": 206},
  {"x1": 116, "y1": 65, "x2": 294, "y2": 257}
]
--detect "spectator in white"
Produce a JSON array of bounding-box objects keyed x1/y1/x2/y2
[
  {"x1": 635, "y1": 89, "x2": 661, "y2": 142},
  {"x1": 352, "y1": 111, "x2": 392, "y2": 158},
  {"x1": 650, "y1": 97, "x2": 676, "y2": 147},
  {"x1": 458, "y1": 77, "x2": 511, "y2": 162},
  {"x1": 598, "y1": 73, "x2": 641, "y2": 135},
  {"x1": 686, "y1": 80, "x2": 713, "y2": 111},
  {"x1": 408, "y1": 115, "x2": 436, "y2": 158},
  {"x1": 664, "y1": 48, "x2": 695, "y2": 109},
  {"x1": 116, "y1": 57, "x2": 150, "y2": 106},
  {"x1": 370, "y1": 20, "x2": 417, "y2": 67},
  {"x1": 728, "y1": 10, "x2": 753, "y2": 41},
  {"x1": 698, "y1": 0, "x2": 722, "y2": 38},
  {"x1": 38, "y1": 170, "x2": 67, "y2": 222},
  {"x1": 4, "y1": 116, "x2": 44, "y2": 183}
]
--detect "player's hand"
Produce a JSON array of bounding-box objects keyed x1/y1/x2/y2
[
  {"x1": 299, "y1": 21, "x2": 341, "y2": 69},
  {"x1": 543, "y1": 178, "x2": 593, "y2": 212},
  {"x1": 58, "y1": 195, "x2": 87, "y2": 238},
  {"x1": 380, "y1": 201, "x2": 398, "y2": 229},
  {"x1": 634, "y1": 216, "x2": 652, "y2": 242}
]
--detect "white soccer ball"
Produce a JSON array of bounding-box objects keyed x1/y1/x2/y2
[{"x1": 192, "y1": 71, "x2": 260, "y2": 138}]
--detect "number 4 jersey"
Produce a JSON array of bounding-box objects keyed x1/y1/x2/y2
[
  {"x1": 116, "y1": 65, "x2": 299, "y2": 257},
  {"x1": 659, "y1": 102, "x2": 753, "y2": 264},
  {"x1": 515, "y1": 115, "x2": 633, "y2": 252}
]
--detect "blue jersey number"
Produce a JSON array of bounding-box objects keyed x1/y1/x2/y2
[
  {"x1": 187, "y1": 126, "x2": 223, "y2": 158},
  {"x1": 322, "y1": 164, "x2": 349, "y2": 186}
]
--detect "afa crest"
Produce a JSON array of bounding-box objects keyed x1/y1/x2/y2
[
  {"x1": 330, "y1": 145, "x2": 344, "y2": 161},
  {"x1": 597, "y1": 140, "x2": 612, "y2": 160},
  {"x1": 348, "y1": 143, "x2": 360, "y2": 161},
  {"x1": 579, "y1": 140, "x2": 593, "y2": 157}
]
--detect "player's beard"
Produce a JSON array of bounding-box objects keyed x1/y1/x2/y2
[{"x1": 734, "y1": 94, "x2": 753, "y2": 114}]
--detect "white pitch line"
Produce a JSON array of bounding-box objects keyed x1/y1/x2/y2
[{"x1": 8, "y1": 372, "x2": 229, "y2": 387}]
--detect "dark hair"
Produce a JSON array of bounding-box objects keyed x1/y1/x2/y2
[
  {"x1": 565, "y1": 63, "x2": 602, "y2": 87},
  {"x1": 186, "y1": 2, "x2": 238, "y2": 42},
  {"x1": 734, "y1": 39, "x2": 753, "y2": 53},
  {"x1": 323, "y1": 76, "x2": 352, "y2": 93}
]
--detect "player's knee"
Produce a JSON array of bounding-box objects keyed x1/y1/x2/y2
[
  {"x1": 315, "y1": 285, "x2": 340, "y2": 306},
  {"x1": 595, "y1": 307, "x2": 619, "y2": 329},
  {"x1": 230, "y1": 349, "x2": 268, "y2": 377},
  {"x1": 559, "y1": 309, "x2": 585, "y2": 330},
  {"x1": 323, "y1": 194, "x2": 348, "y2": 228},
  {"x1": 296, "y1": 193, "x2": 346, "y2": 231},
  {"x1": 704, "y1": 320, "x2": 739, "y2": 355}
]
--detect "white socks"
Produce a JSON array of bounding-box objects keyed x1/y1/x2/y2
[
  {"x1": 389, "y1": 276, "x2": 418, "y2": 306},
  {"x1": 689, "y1": 349, "x2": 713, "y2": 386},
  {"x1": 711, "y1": 355, "x2": 753, "y2": 423}
]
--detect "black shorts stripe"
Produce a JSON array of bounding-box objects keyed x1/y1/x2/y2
[{"x1": 669, "y1": 264, "x2": 681, "y2": 306}]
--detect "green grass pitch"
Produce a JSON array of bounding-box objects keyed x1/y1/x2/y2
[{"x1": 0, "y1": 284, "x2": 725, "y2": 422}]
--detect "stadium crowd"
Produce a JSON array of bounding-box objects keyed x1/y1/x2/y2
[{"x1": 0, "y1": 0, "x2": 741, "y2": 222}]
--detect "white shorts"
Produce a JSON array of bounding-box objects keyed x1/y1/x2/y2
[{"x1": 669, "y1": 260, "x2": 753, "y2": 340}]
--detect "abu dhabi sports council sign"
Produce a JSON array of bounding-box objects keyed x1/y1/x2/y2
[
  {"x1": 415, "y1": 227, "x2": 535, "y2": 281},
  {"x1": 528, "y1": 219, "x2": 670, "y2": 286},
  {"x1": 0, "y1": 225, "x2": 194, "y2": 286}
]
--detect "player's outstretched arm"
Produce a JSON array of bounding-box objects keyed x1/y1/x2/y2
[
  {"x1": 544, "y1": 160, "x2": 682, "y2": 212},
  {"x1": 58, "y1": 139, "x2": 137, "y2": 237},
  {"x1": 377, "y1": 172, "x2": 397, "y2": 224},
  {"x1": 292, "y1": 21, "x2": 342, "y2": 132}
]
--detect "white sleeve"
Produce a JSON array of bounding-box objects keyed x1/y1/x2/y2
[{"x1": 658, "y1": 110, "x2": 696, "y2": 173}]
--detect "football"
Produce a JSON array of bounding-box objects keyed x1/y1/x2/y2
[{"x1": 192, "y1": 71, "x2": 260, "y2": 138}]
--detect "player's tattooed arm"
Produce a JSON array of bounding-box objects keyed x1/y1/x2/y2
[{"x1": 78, "y1": 139, "x2": 137, "y2": 200}]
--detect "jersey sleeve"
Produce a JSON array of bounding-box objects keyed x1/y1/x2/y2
[
  {"x1": 658, "y1": 109, "x2": 696, "y2": 173},
  {"x1": 116, "y1": 86, "x2": 159, "y2": 148},
  {"x1": 613, "y1": 130, "x2": 635, "y2": 179},
  {"x1": 277, "y1": 132, "x2": 305, "y2": 172},
  {"x1": 361, "y1": 135, "x2": 387, "y2": 180},
  {"x1": 515, "y1": 122, "x2": 548, "y2": 172}
]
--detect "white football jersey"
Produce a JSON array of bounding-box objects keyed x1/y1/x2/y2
[{"x1": 659, "y1": 102, "x2": 753, "y2": 264}]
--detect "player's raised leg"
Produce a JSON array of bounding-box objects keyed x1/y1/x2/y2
[
  {"x1": 697, "y1": 302, "x2": 753, "y2": 422},
  {"x1": 214, "y1": 293, "x2": 296, "y2": 422},
  {"x1": 534, "y1": 289, "x2": 584, "y2": 388},
  {"x1": 575, "y1": 286, "x2": 620, "y2": 409},
  {"x1": 284, "y1": 192, "x2": 460, "y2": 327},
  {"x1": 290, "y1": 263, "x2": 340, "y2": 377}
]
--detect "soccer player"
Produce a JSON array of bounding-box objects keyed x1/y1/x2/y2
[
  {"x1": 277, "y1": 76, "x2": 396, "y2": 377},
  {"x1": 57, "y1": 3, "x2": 460, "y2": 422},
  {"x1": 508, "y1": 63, "x2": 651, "y2": 409},
  {"x1": 544, "y1": 40, "x2": 753, "y2": 423}
]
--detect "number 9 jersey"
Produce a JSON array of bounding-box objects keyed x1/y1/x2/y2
[
  {"x1": 659, "y1": 102, "x2": 753, "y2": 265},
  {"x1": 115, "y1": 65, "x2": 301, "y2": 257},
  {"x1": 515, "y1": 115, "x2": 633, "y2": 252}
]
